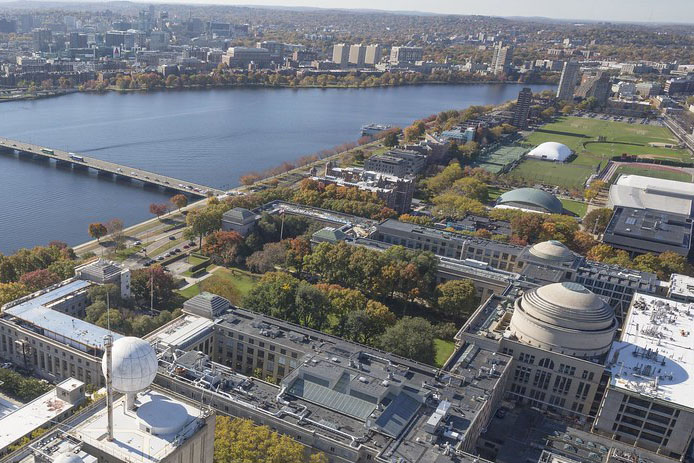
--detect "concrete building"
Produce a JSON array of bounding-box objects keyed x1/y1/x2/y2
[
  {"x1": 32, "y1": 28, "x2": 52, "y2": 52},
  {"x1": 0, "y1": 378, "x2": 85, "y2": 457},
  {"x1": 602, "y1": 206, "x2": 693, "y2": 257},
  {"x1": 576, "y1": 72, "x2": 612, "y2": 105},
  {"x1": 512, "y1": 87, "x2": 533, "y2": 130},
  {"x1": 221, "y1": 207, "x2": 259, "y2": 236},
  {"x1": 608, "y1": 174, "x2": 694, "y2": 217},
  {"x1": 492, "y1": 43, "x2": 513, "y2": 75},
  {"x1": 389, "y1": 46, "x2": 423, "y2": 64},
  {"x1": 557, "y1": 60, "x2": 580, "y2": 101},
  {"x1": 222, "y1": 46, "x2": 271, "y2": 68},
  {"x1": 364, "y1": 148, "x2": 427, "y2": 177},
  {"x1": 365, "y1": 44, "x2": 382, "y2": 65},
  {"x1": 0, "y1": 280, "x2": 121, "y2": 387},
  {"x1": 348, "y1": 44, "x2": 366, "y2": 67},
  {"x1": 458, "y1": 282, "x2": 617, "y2": 420},
  {"x1": 150, "y1": 296, "x2": 511, "y2": 463},
  {"x1": 593, "y1": 293, "x2": 694, "y2": 460},
  {"x1": 332, "y1": 43, "x2": 350, "y2": 67},
  {"x1": 76, "y1": 259, "x2": 131, "y2": 300}
]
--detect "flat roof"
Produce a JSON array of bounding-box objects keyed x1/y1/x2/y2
[
  {"x1": 668, "y1": 273, "x2": 694, "y2": 300},
  {"x1": 146, "y1": 314, "x2": 214, "y2": 350},
  {"x1": 616, "y1": 174, "x2": 694, "y2": 199},
  {"x1": 0, "y1": 395, "x2": 19, "y2": 420},
  {"x1": 608, "y1": 184, "x2": 692, "y2": 216},
  {"x1": 605, "y1": 293, "x2": 694, "y2": 409},
  {"x1": 71, "y1": 389, "x2": 208, "y2": 463},
  {"x1": 603, "y1": 206, "x2": 693, "y2": 256},
  {"x1": 4, "y1": 280, "x2": 121, "y2": 350},
  {"x1": 0, "y1": 379, "x2": 82, "y2": 451}
]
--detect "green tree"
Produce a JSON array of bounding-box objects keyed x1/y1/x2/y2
[
  {"x1": 450, "y1": 177, "x2": 489, "y2": 202},
  {"x1": 243, "y1": 272, "x2": 300, "y2": 321},
  {"x1": 0, "y1": 282, "x2": 30, "y2": 306},
  {"x1": 294, "y1": 282, "x2": 330, "y2": 330},
  {"x1": 186, "y1": 208, "x2": 223, "y2": 248},
  {"x1": 583, "y1": 208, "x2": 613, "y2": 234},
  {"x1": 383, "y1": 131, "x2": 399, "y2": 147},
  {"x1": 130, "y1": 266, "x2": 176, "y2": 308},
  {"x1": 379, "y1": 317, "x2": 436, "y2": 365},
  {"x1": 436, "y1": 279, "x2": 478, "y2": 321}
]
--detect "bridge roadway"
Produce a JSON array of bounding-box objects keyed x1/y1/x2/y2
[{"x1": 0, "y1": 136, "x2": 224, "y2": 197}]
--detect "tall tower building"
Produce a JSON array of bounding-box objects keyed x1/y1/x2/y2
[
  {"x1": 332, "y1": 43, "x2": 349, "y2": 67},
  {"x1": 365, "y1": 44, "x2": 382, "y2": 65},
  {"x1": 492, "y1": 42, "x2": 513, "y2": 75},
  {"x1": 557, "y1": 60, "x2": 580, "y2": 101},
  {"x1": 349, "y1": 44, "x2": 366, "y2": 67},
  {"x1": 512, "y1": 87, "x2": 533, "y2": 129}
]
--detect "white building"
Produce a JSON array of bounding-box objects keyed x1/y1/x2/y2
[
  {"x1": 526, "y1": 142, "x2": 572, "y2": 162},
  {"x1": 608, "y1": 174, "x2": 694, "y2": 217},
  {"x1": 594, "y1": 293, "x2": 694, "y2": 460}
]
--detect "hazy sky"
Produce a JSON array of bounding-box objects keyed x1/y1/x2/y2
[{"x1": 132, "y1": 0, "x2": 694, "y2": 23}]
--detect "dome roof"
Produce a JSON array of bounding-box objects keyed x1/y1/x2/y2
[
  {"x1": 496, "y1": 188, "x2": 563, "y2": 214},
  {"x1": 102, "y1": 337, "x2": 158, "y2": 393},
  {"x1": 527, "y1": 142, "x2": 572, "y2": 162},
  {"x1": 53, "y1": 453, "x2": 84, "y2": 463},
  {"x1": 528, "y1": 240, "x2": 575, "y2": 262},
  {"x1": 509, "y1": 282, "x2": 617, "y2": 358}
]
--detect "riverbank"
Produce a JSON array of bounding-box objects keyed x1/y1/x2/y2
[{"x1": 0, "y1": 88, "x2": 77, "y2": 103}]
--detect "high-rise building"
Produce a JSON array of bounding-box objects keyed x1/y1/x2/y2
[
  {"x1": 365, "y1": 44, "x2": 382, "y2": 65},
  {"x1": 331, "y1": 43, "x2": 349, "y2": 67},
  {"x1": 389, "y1": 46, "x2": 423, "y2": 64},
  {"x1": 512, "y1": 87, "x2": 533, "y2": 129},
  {"x1": 348, "y1": 44, "x2": 366, "y2": 67},
  {"x1": 576, "y1": 71, "x2": 612, "y2": 105},
  {"x1": 68, "y1": 32, "x2": 88, "y2": 49},
  {"x1": 492, "y1": 42, "x2": 513, "y2": 75},
  {"x1": 557, "y1": 60, "x2": 580, "y2": 101},
  {"x1": 32, "y1": 28, "x2": 52, "y2": 52}
]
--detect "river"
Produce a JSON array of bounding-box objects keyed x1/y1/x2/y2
[{"x1": 0, "y1": 83, "x2": 554, "y2": 253}]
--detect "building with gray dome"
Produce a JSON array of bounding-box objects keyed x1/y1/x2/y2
[
  {"x1": 495, "y1": 187, "x2": 564, "y2": 215},
  {"x1": 458, "y1": 281, "x2": 618, "y2": 420}
]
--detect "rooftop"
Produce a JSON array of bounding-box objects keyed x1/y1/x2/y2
[
  {"x1": 605, "y1": 293, "x2": 694, "y2": 409},
  {"x1": 0, "y1": 378, "x2": 84, "y2": 452},
  {"x1": 608, "y1": 184, "x2": 692, "y2": 217},
  {"x1": 71, "y1": 388, "x2": 210, "y2": 463},
  {"x1": 603, "y1": 206, "x2": 693, "y2": 256},
  {"x1": 146, "y1": 314, "x2": 215, "y2": 351},
  {"x1": 668, "y1": 273, "x2": 694, "y2": 301},
  {"x1": 2, "y1": 280, "x2": 121, "y2": 352},
  {"x1": 495, "y1": 188, "x2": 564, "y2": 215}
]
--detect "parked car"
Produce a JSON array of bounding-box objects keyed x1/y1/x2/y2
[{"x1": 169, "y1": 235, "x2": 176, "y2": 241}]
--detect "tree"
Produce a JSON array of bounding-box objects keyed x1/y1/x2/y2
[
  {"x1": 88, "y1": 222, "x2": 108, "y2": 243},
  {"x1": 202, "y1": 230, "x2": 244, "y2": 265},
  {"x1": 106, "y1": 219, "x2": 125, "y2": 249},
  {"x1": 243, "y1": 272, "x2": 300, "y2": 321},
  {"x1": 246, "y1": 241, "x2": 287, "y2": 273},
  {"x1": 187, "y1": 208, "x2": 223, "y2": 248},
  {"x1": 170, "y1": 194, "x2": 188, "y2": 211},
  {"x1": 450, "y1": 177, "x2": 489, "y2": 202},
  {"x1": 294, "y1": 282, "x2": 329, "y2": 330},
  {"x1": 424, "y1": 162, "x2": 464, "y2": 195},
  {"x1": 584, "y1": 180, "x2": 606, "y2": 203},
  {"x1": 583, "y1": 208, "x2": 613, "y2": 234},
  {"x1": 436, "y1": 279, "x2": 478, "y2": 321},
  {"x1": 383, "y1": 131, "x2": 398, "y2": 147},
  {"x1": 19, "y1": 269, "x2": 60, "y2": 292},
  {"x1": 379, "y1": 317, "x2": 436, "y2": 365},
  {"x1": 0, "y1": 282, "x2": 30, "y2": 306},
  {"x1": 586, "y1": 243, "x2": 616, "y2": 262},
  {"x1": 149, "y1": 203, "x2": 168, "y2": 220},
  {"x1": 130, "y1": 266, "x2": 176, "y2": 308},
  {"x1": 214, "y1": 417, "x2": 325, "y2": 463}
]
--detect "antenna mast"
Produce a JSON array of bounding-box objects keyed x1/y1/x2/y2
[{"x1": 105, "y1": 291, "x2": 114, "y2": 441}]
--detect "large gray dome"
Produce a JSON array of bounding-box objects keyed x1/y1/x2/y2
[
  {"x1": 528, "y1": 240, "x2": 574, "y2": 262},
  {"x1": 509, "y1": 282, "x2": 617, "y2": 358}
]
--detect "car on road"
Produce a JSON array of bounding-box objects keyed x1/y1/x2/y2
[
  {"x1": 143, "y1": 261, "x2": 152, "y2": 267},
  {"x1": 188, "y1": 241, "x2": 195, "y2": 246},
  {"x1": 134, "y1": 240, "x2": 142, "y2": 246},
  {"x1": 183, "y1": 244, "x2": 190, "y2": 249},
  {"x1": 174, "y1": 248, "x2": 181, "y2": 253},
  {"x1": 157, "y1": 256, "x2": 164, "y2": 261},
  {"x1": 169, "y1": 235, "x2": 176, "y2": 240}
]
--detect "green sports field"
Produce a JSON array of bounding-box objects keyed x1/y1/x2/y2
[
  {"x1": 506, "y1": 116, "x2": 690, "y2": 189},
  {"x1": 610, "y1": 165, "x2": 692, "y2": 184}
]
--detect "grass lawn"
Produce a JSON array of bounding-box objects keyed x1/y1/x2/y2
[
  {"x1": 610, "y1": 166, "x2": 692, "y2": 183},
  {"x1": 188, "y1": 254, "x2": 209, "y2": 266},
  {"x1": 508, "y1": 116, "x2": 690, "y2": 189},
  {"x1": 561, "y1": 198, "x2": 588, "y2": 217},
  {"x1": 434, "y1": 339, "x2": 456, "y2": 368},
  {"x1": 487, "y1": 186, "x2": 508, "y2": 202},
  {"x1": 177, "y1": 267, "x2": 260, "y2": 305}
]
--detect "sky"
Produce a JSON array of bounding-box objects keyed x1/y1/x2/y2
[{"x1": 124, "y1": 0, "x2": 694, "y2": 24}]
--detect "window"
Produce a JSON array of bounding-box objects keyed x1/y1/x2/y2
[
  {"x1": 538, "y1": 358, "x2": 555, "y2": 370},
  {"x1": 533, "y1": 371, "x2": 552, "y2": 390},
  {"x1": 519, "y1": 353, "x2": 535, "y2": 364}
]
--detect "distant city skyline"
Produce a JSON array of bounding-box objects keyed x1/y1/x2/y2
[{"x1": 23, "y1": 0, "x2": 694, "y2": 24}]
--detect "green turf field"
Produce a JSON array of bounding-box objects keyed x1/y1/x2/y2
[
  {"x1": 560, "y1": 198, "x2": 588, "y2": 217},
  {"x1": 507, "y1": 116, "x2": 690, "y2": 189},
  {"x1": 610, "y1": 166, "x2": 692, "y2": 183}
]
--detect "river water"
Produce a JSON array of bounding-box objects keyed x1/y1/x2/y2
[{"x1": 0, "y1": 83, "x2": 553, "y2": 253}]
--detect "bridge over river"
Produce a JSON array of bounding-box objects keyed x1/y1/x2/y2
[{"x1": 0, "y1": 136, "x2": 223, "y2": 197}]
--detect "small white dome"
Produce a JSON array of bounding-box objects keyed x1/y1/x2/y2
[
  {"x1": 102, "y1": 337, "x2": 158, "y2": 393},
  {"x1": 527, "y1": 142, "x2": 572, "y2": 162},
  {"x1": 53, "y1": 453, "x2": 84, "y2": 463}
]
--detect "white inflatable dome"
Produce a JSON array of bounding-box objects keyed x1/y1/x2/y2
[
  {"x1": 54, "y1": 453, "x2": 84, "y2": 463},
  {"x1": 526, "y1": 142, "x2": 572, "y2": 162},
  {"x1": 102, "y1": 337, "x2": 158, "y2": 393}
]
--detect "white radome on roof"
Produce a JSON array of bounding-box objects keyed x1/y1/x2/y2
[
  {"x1": 102, "y1": 337, "x2": 158, "y2": 393},
  {"x1": 53, "y1": 453, "x2": 84, "y2": 463},
  {"x1": 526, "y1": 142, "x2": 572, "y2": 162}
]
